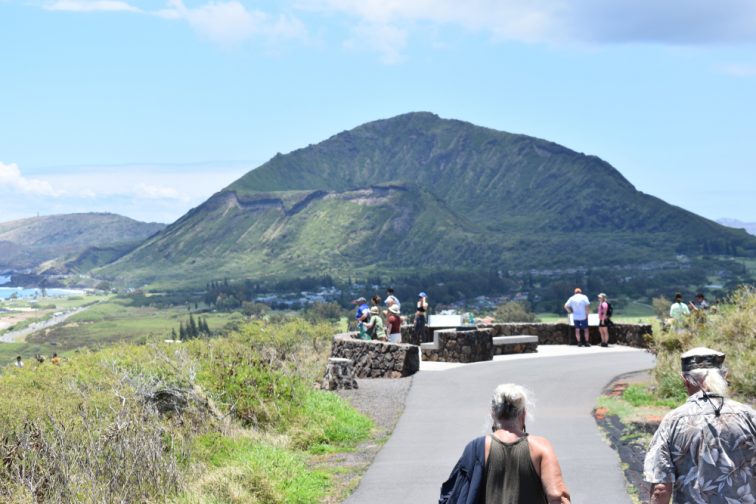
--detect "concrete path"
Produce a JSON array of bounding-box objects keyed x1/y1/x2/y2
[{"x1": 346, "y1": 345, "x2": 655, "y2": 504}]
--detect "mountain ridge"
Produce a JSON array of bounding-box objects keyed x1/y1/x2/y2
[
  {"x1": 97, "y1": 112, "x2": 756, "y2": 290},
  {"x1": 0, "y1": 212, "x2": 166, "y2": 273}
]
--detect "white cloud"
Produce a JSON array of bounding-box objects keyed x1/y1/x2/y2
[
  {"x1": 302, "y1": 0, "x2": 756, "y2": 61},
  {"x1": 156, "y1": 0, "x2": 307, "y2": 46},
  {"x1": 132, "y1": 182, "x2": 183, "y2": 200},
  {"x1": 0, "y1": 162, "x2": 253, "y2": 223},
  {"x1": 44, "y1": 0, "x2": 142, "y2": 13},
  {"x1": 717, "y1": 62, "x2": 756, "y2": 77},
  {"x1": 0, "y1": 162, "x2": 60, "y2": 196},
  {"x1": 343, "y1": 22, "x2": 407, "y2": 64}
]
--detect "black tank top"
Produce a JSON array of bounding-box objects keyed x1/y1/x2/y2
[{"x1": 483, "y1": 435, "x2": 548, "y2": 504}]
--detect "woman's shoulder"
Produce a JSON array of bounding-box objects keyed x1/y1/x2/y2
[{"x1": 526, "y1": 435, "x2": 556, "y2": 455}]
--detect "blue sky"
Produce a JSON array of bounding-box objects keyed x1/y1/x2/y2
[{"x1": 1, "y1": 0, "x2": 755, "y2": 224}]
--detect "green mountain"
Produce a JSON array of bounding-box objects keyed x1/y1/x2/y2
[
  {"x1": 0, "y1": 213, "x2": 165, "y2": 273},
  {"x1": 99, "y1": 112, "x2": 756, "y2": 289}
]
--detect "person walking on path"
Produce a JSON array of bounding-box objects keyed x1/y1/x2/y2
[
  {"x1": 597, "y1": 293, "x2": 611, "y2": 347},
  {"x1": 386, "y1": 304, "x2": 402, "y2": 343},
  {"x1": 14, "y1": 355, "x2": 23, "y2": 368},
  {"x1": 564, "y1": 288, "x2": 591, "y2": 347},
  {"x1": 643, "y1": 347, "x2": 756, "y2": 504},
  {"x1": 439, "y1": 383, "x2": 571, "y2": 504},
  {"x1": 413, "y1": 292, "x2": 429, "y2": 345}
]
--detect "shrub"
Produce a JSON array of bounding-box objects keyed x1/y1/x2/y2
[
  {"x1": 648, "y1": 286, "x2": 756, "y2": 402},
  {"x1": 494, "y1": 301, "x2": 539, "y2": 323}
]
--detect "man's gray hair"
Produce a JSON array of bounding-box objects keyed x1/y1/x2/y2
[
  {"x1": 491, "y1": 383, "x2": 534, "y2": 426},
  {"x1": 683, "y1": 368, "x2": 729, "y2": 397}
]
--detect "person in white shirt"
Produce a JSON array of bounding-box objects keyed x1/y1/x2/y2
[
  {"x1": 564, "y1": 288, "x2": 591, "y2": 347},
  {"x1": 384, "y1": 287, "x2": 400, "y2": 311}
]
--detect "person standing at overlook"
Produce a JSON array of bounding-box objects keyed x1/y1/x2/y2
[
  {"x1": 384, "y1": 287, "x2": 400, "y2": 311},
  {"x1": 597, "y1": 293, "x2": 611, "y2": 347},
  {"x1": 386, "y1": 304, "x2": 402, "y2": 343},
  {"x1": 413, "y1": 292, "x2": 429, "y2": 345},
  {"x1": 564, "y1": 288, "x2": 591, "y2": 347}
]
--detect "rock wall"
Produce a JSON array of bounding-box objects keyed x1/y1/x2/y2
[
  {"x1": 493, "y1": 341, "x2": 538, "y2": 355},
  {"x1": 330, "y1": 333, "x2": 420, "y2": 378},
  {"x1": 421, "y1": 328, "x2": 494, "y2": 363},
  {"x1": 407, "y1": 323, "x2": 651, "y2": 348}
]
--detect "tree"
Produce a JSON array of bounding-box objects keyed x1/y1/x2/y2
[
  {"x1": 188, "y1": 314, "x2": 198, "y2": 338},
  {"x1": 651, "y1": 296, "x2": 671, "y2": 321},
  {"x1": 178, "y1": 322, "x2": 186, "y2": 340},
  {"x1": 494, "y1": 301, "x2": 539, "y2": 323}
]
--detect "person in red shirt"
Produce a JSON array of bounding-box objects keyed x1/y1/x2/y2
[{"x1": 387, "y1": 304, "x2": 402, "y2": 343}]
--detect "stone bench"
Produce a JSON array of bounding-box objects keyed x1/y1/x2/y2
[{"x1": 492, "y1": 335, "x2": 538, "y2": 355}]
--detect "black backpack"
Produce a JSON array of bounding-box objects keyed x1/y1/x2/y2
[{"x1": 606, "y1": 302, "x2": 613, "y2": 318}]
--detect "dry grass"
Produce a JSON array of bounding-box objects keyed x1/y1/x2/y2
[{"x1": 648, "y1": 286, "x2": 756, "y2": 402}]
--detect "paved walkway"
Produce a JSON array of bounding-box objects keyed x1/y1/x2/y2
[{"x1": 346, "y1": 345, "x2": 655, "y2": 504}]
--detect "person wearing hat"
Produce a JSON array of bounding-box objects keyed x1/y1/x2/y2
[
  {"x1": 413, "y1": 292, "x2": 429, "y2": 345},
  {"x1": 365, "y1": 306, "x2": 386, "y2": 341},
  {"x1": 386, "y1": 304, "x2": 402, "y2": 344},
  {"x1": 352, "y1": 296, "x2": 369, "y2": 322},
  {"x1": 564, "y1": 288, "x2": 591, "y2": 347},
  {"x1": 643, "y1": 347, "x2": 756, "y2": 504}
]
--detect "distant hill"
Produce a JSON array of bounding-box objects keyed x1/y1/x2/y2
[
  {"x1": 717, "y1": 218, "x2": 756, "y2": 236},
  {"x1": 99, "y1": 112, "x2": 756, "y2": 289},
  {"x1": 0, "y1": 213, "x2": 165, "y2": 273}
]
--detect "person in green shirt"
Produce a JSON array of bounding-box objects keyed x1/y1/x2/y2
[{"x1": 669, "y1": 293, "x2": 690, "y2": 322}]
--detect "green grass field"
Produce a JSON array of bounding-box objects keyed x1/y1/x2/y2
[
  {"x1": 26, "y1": 298, "x2": 243, "y2": 351},
  {"x1": 1, "y1": 295, "x2": 243, "y2": 367}
]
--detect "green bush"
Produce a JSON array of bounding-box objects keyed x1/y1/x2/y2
[
  {"x1": 494, "y1": 301, "x2": 539, "y2": 323},
  {"x1": 0, "y1": 317, "x2": 372, "y2": 503},
  {"x1": 648, "y1": 286, "x2": 756, "y2": 402}
]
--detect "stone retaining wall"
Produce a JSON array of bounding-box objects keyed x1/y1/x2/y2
[
  {"x1": 421, "y1": 328, "x2": 494, "y2": 363},
  {"x1": 330, "y1": 333, "x2": 420, "y2": 378},
  {"x1": 493, "y1": 341, "x2": 538, "y2": 355},
  {"x1": 405, "y1": 323, "x2": 651, "y2": 348}
]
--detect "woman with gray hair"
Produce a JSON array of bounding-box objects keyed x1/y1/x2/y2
[{"x1": 439, "y1": 384, "x2": 571, "y2": 504}]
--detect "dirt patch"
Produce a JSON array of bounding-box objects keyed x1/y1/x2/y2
[{"x1": 594, "y1": 370, "x2": 662, "y2": 504}]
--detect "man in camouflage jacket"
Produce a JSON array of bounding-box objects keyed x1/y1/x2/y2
[{"x1": 643, "y1": 347, "x2": 756, "y2": 504}]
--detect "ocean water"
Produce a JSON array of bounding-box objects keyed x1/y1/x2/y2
[{"x1": 0, "y1": 287, "x2": 85, "y2": 300}]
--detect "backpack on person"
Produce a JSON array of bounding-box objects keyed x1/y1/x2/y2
[{"x1": 606, "y1": 302, "x2": 613, "y2": 318}]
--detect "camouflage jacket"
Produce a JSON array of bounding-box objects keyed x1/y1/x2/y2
[{"x1": 643, "y1": 391, "x2": 756, "y2": 504}]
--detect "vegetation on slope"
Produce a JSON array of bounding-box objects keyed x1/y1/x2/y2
[
  {"x1": 0, "y1": 212, "x2": 165, "y2": 272},
  {"x1": 0, "y1": 318, "x2": 372, "y2": 503},
  {"x1": 98, "y1": 112, "x2": 756, "y2": 294},
  {"x1": 647, "y1": 286, "x2": 755, "y2": 402}
]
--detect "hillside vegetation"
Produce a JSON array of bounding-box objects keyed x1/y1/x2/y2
[
  {"x1": 648, "y1": 286, "x2": 756, "y2": 402},
  {"x1": 0, "y1": 213, "x2": 164, "y2": 272},
  {"x1": 0, "y1": 319, "x2": 372, "y2": 503},
  {"x1": 98, "y1": 112, "x2": 756, "y2": 293}
]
